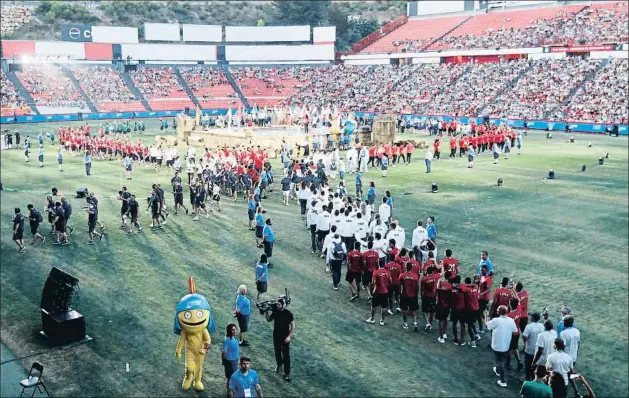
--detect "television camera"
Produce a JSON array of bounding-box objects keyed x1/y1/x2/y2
[{"x1": 256, "y1": 288, "x2": 291, "y2": 314}]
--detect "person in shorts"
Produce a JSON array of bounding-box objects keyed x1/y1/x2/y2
[
  {"x1": 436, "y1": 272, "x2": 453, "y2": 343},
  {"x1": 399, "y1": 262, "x2": 420, "y2": 331},
  {"x1": 26, "y1": 204, "x2": 45, "y2": 246},
  {"x1": 255, "y1": 254, "x2": 269, "y2": 304},
  {"x1": 421, "y1": 265, "x2": 440, "y2": 331},
  {"x1": 53, "y1": 201, "x2": 68, "y2": 245},
  {"x1": 366, "y1": 261, "x2": 391, "y2": 326},
  {"x1": 126, "y1": 194, "x2": 142, "y2": 234},
  {"x1": 222, "y1": 323, "x2": 240, "y2": 396},
  {"x1": 85, "y1": 201, "x2": 104, "y2": 244},
  {"x1": 235, "y1": 285, "x2": 251, "y2": 347}
]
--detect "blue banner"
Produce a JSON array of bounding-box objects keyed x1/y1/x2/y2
[{"x1": 2, "y1": 110, "x2": 626, "y2": 136}]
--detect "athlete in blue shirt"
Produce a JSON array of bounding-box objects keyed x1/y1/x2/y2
[
  {"x1": 228, "y1": 356, "x2": 262, "y2": 398},
  {"x1": 247, "y1": 197, "x2": 257, "y2": 230},
  {"x1": 263, "y1": 218, "x2": 275, "y2": 267},
  {"x1": 222, "y1": 324, "x2": 241, "y2": 395},
  {"x1": 255, "y1": 254, "x2": 269, "y2": 304},
  {"x1": 235, "y1": 285, "x2": 251, "y2": 346}
]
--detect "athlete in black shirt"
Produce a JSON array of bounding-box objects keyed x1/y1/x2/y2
[
  {"x1": 125, "y1": 194, "x2": 142, "y2": 234},
  {"x1": 172, "y1": 182, "x2": 188, "y2": 215},
  {"x1": 118, "y1": 187, "x2": 132, "y2": 228},
  {"x1": 26, "y1": 204, "x2": 45, "y2": 246},
  {"x1": 12, "y1": 207, "x2": 26, "y2": 252}
]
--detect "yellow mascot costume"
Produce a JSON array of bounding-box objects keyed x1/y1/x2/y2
[{"x1": 174, "y1": 277, "x2": 216, "y2": 391}]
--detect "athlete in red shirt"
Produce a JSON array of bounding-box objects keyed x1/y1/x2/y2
[
  {"x1": 385, "y1": 260, "x2": 402, "y2": 314},
  {"x1": 366, "y1": 263, "x2": 391, "y2": 326},
  {"x1": 436, "y1": 272, "x2": 453, "y2": 343},
  {"x1": 346, "y1": 242, "x2": 363, "y2": 301},
  {"x1": 441, "y1": 249, "x2": 459, "y2": 276},
  {"x1": 362, "y1": 244, "x2": 379, "y2": 300},
  {"x1": 515, "y1": 282, "x2": 529, "y2": 341},
  {"x1": 507, "y1": 297, "x2": 523, "y2": 369},
  {"x1": 478, "y1": 264, "x2": 493, "y2": 331},
  {"x1": 423, "y1": 251, "x2": 438, "y2": 275},
  {"x1": 449, "y1": 136, "x2": 457, "y2": 159},
  {"x1": 421, "y1": 266, "x2": 440, "y2": 331},
  {"x1": 460, "y1": 277, "x2": 481, "y2": 347},
  {"x1": 450, "y1": 275, "x2": 466, "y2": 345},
  {"x1": 399, "y1": 263, "x2": 420, "y2": 331},
  {"x1": 490, "y1": 277, "x2": 513, "y2": 318}
]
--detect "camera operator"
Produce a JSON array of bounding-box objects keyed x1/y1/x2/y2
[{"x1": 265, "y1": 298, "x2": 295, "y2": 382}]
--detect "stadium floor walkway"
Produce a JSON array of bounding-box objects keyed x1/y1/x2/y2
[{"x1": 1, "y1": 343, "x2": 48, "y2": 397}]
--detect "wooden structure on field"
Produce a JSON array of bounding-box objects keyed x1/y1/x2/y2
[{"x1": 372, "y1": 115, "x2": 397, "y2": 144}]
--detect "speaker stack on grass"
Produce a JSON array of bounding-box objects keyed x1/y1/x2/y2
[
  {"x1": 40, "y1": 267, "x2": 91, "y2": 346},
  {"x1": 75, "y1": 187, "x2": 88, "y2": 199}
]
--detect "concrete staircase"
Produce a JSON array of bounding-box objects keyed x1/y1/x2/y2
[
  {"x1": 120, "y1": 71, "x2": 152, "y2": 112},
  {"x1": 6, "y1": 71, "x2": 40, "y2": 116},
  {"x1": 173, "y1": 67, "x2": 201, "y2": 109},
  {"x1": 420, "y1": 15, "x2": 474, "y2": 51},
  {"x1": 59, "y1": 65, "x2": 98, "y2": 113},
  {"x1": 222, "y1": 64, "x2": 250, "y2": 109}
]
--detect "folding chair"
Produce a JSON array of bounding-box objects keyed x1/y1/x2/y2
[{"x1": 19, "y1": 361, "x2": 51, "y2": 398}]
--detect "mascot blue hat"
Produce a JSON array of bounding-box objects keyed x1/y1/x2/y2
[{"x1": 173, "y1": 278, "x2": 216, "y2": 335}]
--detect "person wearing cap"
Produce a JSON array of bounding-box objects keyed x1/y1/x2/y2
[
  {"x1": 533, "y1": 320, "x2": 557, "y2": 369},
  {"x1": 487, "y1": 305, "x2": 518, "y2": 388},
  {"x1": 557, "y1": 306, "x2": 574, "y2": 336},
  {"x1": 522, "y1": 311, "x2": 544, "y2": 381}
]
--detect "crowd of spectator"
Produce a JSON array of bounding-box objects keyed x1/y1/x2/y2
[
  {"x1": 425, "y1": 59, "x2": 530, "y2": 117},
  {"x1": 1, "y1": 69, "x2": 32, "y2": 115},
  {"x1": 432, "y1": 9, "x2": 582, "y2": 50},
  {"x1": 548, "y1": 1, "x2": 628, "y2": 45},
  {"x1": 230, "y1": 67, "x2": 325, "y2": 98},
  {"x1": 129, "y1": 67, "x2": 187, "y2": 99},
  {"x1": 179, "y1": 67, "x2": 237, "y2": 100},
  {"x1": 485, "y1": 58, "x2": 602, "y2": 121},
  {"x1": 562, "y1": 58, "x2": 628, "y2": 124},
  {"x1": 15, "y1": 65, "x2": 86, "y2": 109},
  {"x1": 71, "y1": 66, "x2": 137, "y2": 103},
  {"x1": 377, "y1": 63, "x2": 468, "y2": 114},
  {"x1": 282, "y1": 64, "x2": 414, "y2": 113}
]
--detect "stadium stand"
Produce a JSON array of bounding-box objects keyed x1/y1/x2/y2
[
  {"x1": 484, "y1": 57, "x2": 602, "y2": 121},
  {"x1": 128, "y1": 67, "x2": 194, "y2": 111},
  {"x1": 179, "y1": 67, "x2": 242, "y2": 109},
  {"x1": 376, "y1": 63, "x2": 468, "y2": 114},
  {"x1": 563, "y1": 58, "x2": 628, "y2": 124},
  {"x1": 229, "y1": 66, "x2": 326, "y2": 108},
  {"x1": 0, "y1": 5, "x2": 32, "y2": 37},
  {"x1": 428, "y1": 4, "x2": 586, "y2": 50},
  {"x1": 281, "y1": 64, "x2": 415, "y2": 112},
  {"x1": 15, "y1": 64, "x2": 88, "y2": 113},
  {"x1": 425, "y1": 59, "x2": 531, "y2": 116},
  {"x1": 1, "y1": 69, "x2": 33, "y2": 116},
  {"x1": 547, "y1": 1, "x2": 629, "y2": 46},
  {"x1": 70, "y1": 66, "x2": 146, "y2": 112},
  {"x1": 361, "y1": 15, "x2": 469, "y2": 53}
]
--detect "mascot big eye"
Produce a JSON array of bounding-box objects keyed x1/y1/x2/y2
[{"x1": 174, "y1": 277, "x2": 216, "y2": 391}]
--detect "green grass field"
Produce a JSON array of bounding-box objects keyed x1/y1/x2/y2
[{"x1": 1, "y1": 120, "x2": 627, "y2": 397}]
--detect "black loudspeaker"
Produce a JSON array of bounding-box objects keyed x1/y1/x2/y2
[
  {"x1": 546, "y1": 133, "x2": 552, "y2": 139},
  {"x1": 569, "y1": 136, "x2": 575, "y2": 143},
  {"x1": 40, "y1": 267, "x2": 79, "y2": 314},
  {"x1": 497, "y1": 178, "x2": 503, "y2": 186},
  {"x1": 431, "y1": 183, "x2": 439, "y2": 193},
  {"x1": 548, "y1": 170, "x2": 555, "y2": 179},
  {"x1": 52, "y1": 187, "x2": 58, "y2": 196},
  {"x1": 185, "y1": 107, "x2": 190, "y2": 115},
  {"x1": 581, "y1": 165, "x2": 587, "y2": 172},
  {"x1": 76, "y1": 188, "x2": 88, "y2": 198},
  {"x1": 599, "y1": 157, "x2": 604, "y2": 165},
  {"x1": 41, "y1": 309, "x2": 85, "y2": 346},
  {"x1": 40, "y1": 267, "x2": 86, "y2": 345}
]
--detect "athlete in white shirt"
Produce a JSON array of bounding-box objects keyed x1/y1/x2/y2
[
  {"x1": 378, "y1": 198, "x2": 391, "y2": 225},
  {"x1": 386, "y1": 222, "x2": 405, "y2": 249}
]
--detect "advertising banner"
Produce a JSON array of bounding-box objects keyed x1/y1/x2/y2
[{"x1": 61, "y1": 24, "x2": 92, "y2": 42}]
